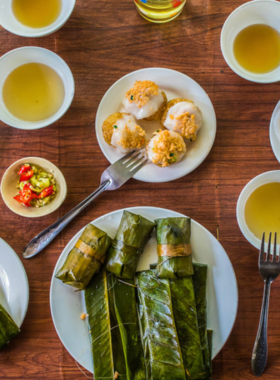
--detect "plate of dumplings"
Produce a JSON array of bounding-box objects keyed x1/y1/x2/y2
[{"x1": 96, "y1": 67, "x2": 217, "y2": 183}]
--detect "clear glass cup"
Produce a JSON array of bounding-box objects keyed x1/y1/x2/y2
[{"x1": 134, "y1": 0, "x2": 186, "y2": 23}]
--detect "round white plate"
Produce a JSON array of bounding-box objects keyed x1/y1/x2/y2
[
  {"x1": 270, "y1": 100, "x2": 280, "y2": 162},
  {"x1": 95, "y1": 68, "x2": 217, "y2": 183},
  {"x1": 0, "y1": 238, "x2": 29, "y2": 326},
  {"x1": 50, "y1": 206, "x2": 238, "y2": 373}
]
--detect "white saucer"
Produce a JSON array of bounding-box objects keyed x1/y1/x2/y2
[
  {"x1": 96, "y1": 68, "x2": 217, "y2": 183},
  {"x1": 50, "y1": 206, "x2": 238, "y2": 373},
  {"x1": 270, "y1": 100, "x2": 280, "y2": 162},
  {"x1": 0, "y1": 238, "x2": 29, "y2": 326}
]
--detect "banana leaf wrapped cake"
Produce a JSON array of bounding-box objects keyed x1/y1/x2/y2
[
  {"x1": 137, "y1": 270, "x2": 186, "y2": 380},
  {"x1": 155, "y1": 217, "x2": 193, "y2": 278},
  {"x1": 146, "y1": 265, "x2": 212, "y2": 379},
  {"x1": 106, "y1": 210, "x2": 155, "y2": 279},
  {"x1": 206, "y1": 330, "x2": 213, "y2": 380},
  {"x1": 193, "y1": 264, "x2": 212, "y2": 379},
  {"x1": 0, "y1": 303, "x2": 20, "y2": 348},
  {"x1": 170, "y1": 276, "x2": 206, "y2": 379},
  {"x1": 85, "y1": 269, "x2": 145, "y2": 380},
  {"x1": 56, "y1": 224, "x2": 112, "y2": 290}
]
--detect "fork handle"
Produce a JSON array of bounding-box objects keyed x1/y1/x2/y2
[
  {"x1": 252, "y1": 279, "x2": 271, "y2": 377},
  {"x1": 22, "y1": 179, "x2": 111, "y2": 259}
]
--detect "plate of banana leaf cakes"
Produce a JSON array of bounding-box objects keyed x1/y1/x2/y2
[{"x1": 50, "y1": 206, "x2": 238, "y2": 379}]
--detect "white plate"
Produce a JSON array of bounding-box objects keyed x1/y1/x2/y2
[
  {"x1": 0, "y1": 238, "x2": 29, "y2": 326},
  {"x1": 50, "y1": 206, "x2": 238, "y2": 373},
  {"x1": 270, "y1": 100, "x2": 280, "y2": 162},
  {"x1": 96, "y1": 68, "x2": 217, "y2": 183}
]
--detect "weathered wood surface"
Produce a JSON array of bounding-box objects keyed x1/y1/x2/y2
[{"x1": 0, "y1": 0, "x2": 280, "y2": 378}]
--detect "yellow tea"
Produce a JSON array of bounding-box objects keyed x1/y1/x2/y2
[
  {"x1": 12, "y1": 0, "x2": 62, "y2": 29},
  {"x1": 245, "y1": 182, "x2": 280, "y2": 243},
  {"x1": 3, "y1": 63, "x2": 65, "y2": 122},
  {"x1": 233, "y1": 24, "x2": 280, "y2": 74},
  {"x1": 134, "y1": 0, "x2": 186, "y2": 23}
]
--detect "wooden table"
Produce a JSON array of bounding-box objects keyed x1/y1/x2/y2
[{"x1": 0, "y1": 0, "x2": 280, "y2": 378}]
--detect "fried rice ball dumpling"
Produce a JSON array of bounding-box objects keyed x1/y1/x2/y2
[
  {"x1": 123, "y1": 80, "x2": 167, "y2": 121},
  {"x1": 102, "y1": 112, "x2": 146, "y2": 153},
  {"x1": 161, "y1": 98, "x2": 203, "y2": 141},
  {"x1": 146, "y1": 129, "x2": 187, "y2": 167}
]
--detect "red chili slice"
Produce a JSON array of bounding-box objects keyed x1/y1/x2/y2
[
  {"x1": 20, "y1": 170, "x2": 34, "y2": 182},
  {"x1": 14, "y1": 194, "x2": 25, "y2": 204},
  {"x1": 38, "y1": 185, "x2": 54, "y2": 199},
  {"x1": 18, "y1": 165, "x2": 31, "y2": 175},
  {"x1": 14, "y1": 184, "x2": 37, "y2": 206}
]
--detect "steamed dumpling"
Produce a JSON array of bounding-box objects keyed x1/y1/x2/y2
[
  {"x1": 146, "y1": 129, "x2": 187, "y2": 167},
  {"x1": 102, "y1": 112, "x2": 146, "y2": 153},
  {"x1": 123, "y1": 80, "x2": 167, "y2": 121},
  {"x1": 161, "y1": 98, "x2": 203, "y2": 141}
]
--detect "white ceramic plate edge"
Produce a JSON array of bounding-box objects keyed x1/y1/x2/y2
[
  {"x1": 0, "y1": 238, "x2": 29, "y2": 326},
  {"x1": 270, "y1": 100, "x2": 280, "y2": 163}
]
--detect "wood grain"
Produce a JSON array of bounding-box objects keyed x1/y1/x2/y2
[{"x1": 0, "y1": 0, "x2": 280, "y2": 378}]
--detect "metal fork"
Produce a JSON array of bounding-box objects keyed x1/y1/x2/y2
[
  {"x1": 252, "y1": 232, "x2": 280, "y2": 377},
  {"x1": 22, "y1": 150, "x2": 148, "y2": 259}
]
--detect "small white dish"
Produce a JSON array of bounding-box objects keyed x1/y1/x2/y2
[
  {"x1": 50, "y1": 206, "x2": 238, "y2": 373},
  {"x1": 0, "y1": 238, "x2": 29, "y2": 327},
  {"x1": 1, "y1": 156, "x2": 67, "y2": 218},
  {"x1": 236, "y1": 170, "x2": 280, "y2": 249},
  {"x1": 96, "y1": 68, "x2": 217, "y2": 183},
  {"x1": 270, "y1": 100, "x2": 280, "y2": 161},
  {"x1": 0, "y1": 0, "x2": 76, "y2": 38},
  {"x1": 0, "y1": 47, "x2": 75, "y2": 130},
  {"x1": 221, "y1": 0, "x2": 280, "y2": 83}
]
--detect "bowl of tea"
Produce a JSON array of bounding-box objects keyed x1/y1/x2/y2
[
  {"x1": 221, "y1": 0, "x2": 280, "y2": 83},
  {"x1": 0, "y1": 47, "x2": 75, "y2": 130},
  {"x1": 237, "y1": 171, "x2": 280, "y2": 250},
  {"x1": 0, "y1": 0, "x2": 76, "y2": 38}
]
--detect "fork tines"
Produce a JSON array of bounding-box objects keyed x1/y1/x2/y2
[
  {"x1": 260, "y1": 232, "x2": 279, "y2": 263},
  {"x1": 120, "y1": 150, "x2": 148, "y2": 175}
]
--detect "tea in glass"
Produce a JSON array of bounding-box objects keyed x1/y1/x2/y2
[{"x1": 134, "y1": 0, "x2": 186, "y2": 23}]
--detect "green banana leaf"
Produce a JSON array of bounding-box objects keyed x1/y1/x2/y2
[
  {"x1": 56, "y1": 224, "x2": 112, "y2": 290},
  {"x1": 155, "y1": 218, "x2": 193, "y2": 279},
  {"x1": 0, "y1": 303, "x2": 20, "y2": 349},
  {"x1": 85, "y1": 270, "x2": 145, "y2": 380},
  {"x1": 85, "y1": 270, "x2": 114, "y2": 379},
  {"x1": 170, "y1": 276, "x2": 206, "y2": 379},
  {"x1": 106, "y1": 211, "x2": 155, "y2": 279},
  {"x1": 137, "y1": 270, "x2": 186, "y2": 380},
  {"x1": 107, "y1": 274, "x2": 146, "y2": 379},
  {"x1": 193, "y1": 264, "x2": 211, "y2": 379},
  {"x1": 206, "y1": 330, "x2": 213, "y2": 380}
]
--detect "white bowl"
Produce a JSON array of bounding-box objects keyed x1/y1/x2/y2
[
  {"x1": 221, "y1": 0, "x2": 280, "y2": 83},
  {"x1": 236, "y1": 170, "x2": 280, "y2": 250},
  {"x1": 269, "y1": 100, "x2": 280, "y2": 162},
  {"x1": 96, "y1": 67, "x2": 217, "y2": 183},
  {"x1": 0, "y1": 0, "x2": 76, "y2": 38},
  {"x1": 1, "y1": 157, "x2": 67, "y2": 218},
  {"x1": 0, "y1": 47, "x2": 75, "y2": 130}
]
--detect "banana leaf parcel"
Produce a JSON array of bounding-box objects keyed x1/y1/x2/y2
[
  {"x1": 206, "y1": 330, "x2": 213, "y2": 380},
  {"x1": 137, "y1": 270, "x2": 186, "y2": 380},
  {"x1": 193, "y1": 264, "x2": 211, "y2": 379},
  {"x1": 0, "y1": 303, "x2": 20, "y2": 348},
  {"x1": 170, "y1": 276, "x2": 206, "y2": 379},
  {"x1": 85, "y1": 270, "x2": 145, "y2": 380},
  {"x1": 106, "y1": 210, "x2": 155, "y2": 279},
  {"x1": 56, "y1": 224, "x2": 112, "y2": 290},
  {"x1": 155, "y1": 217, "x2": 193, "y2": 279}
]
